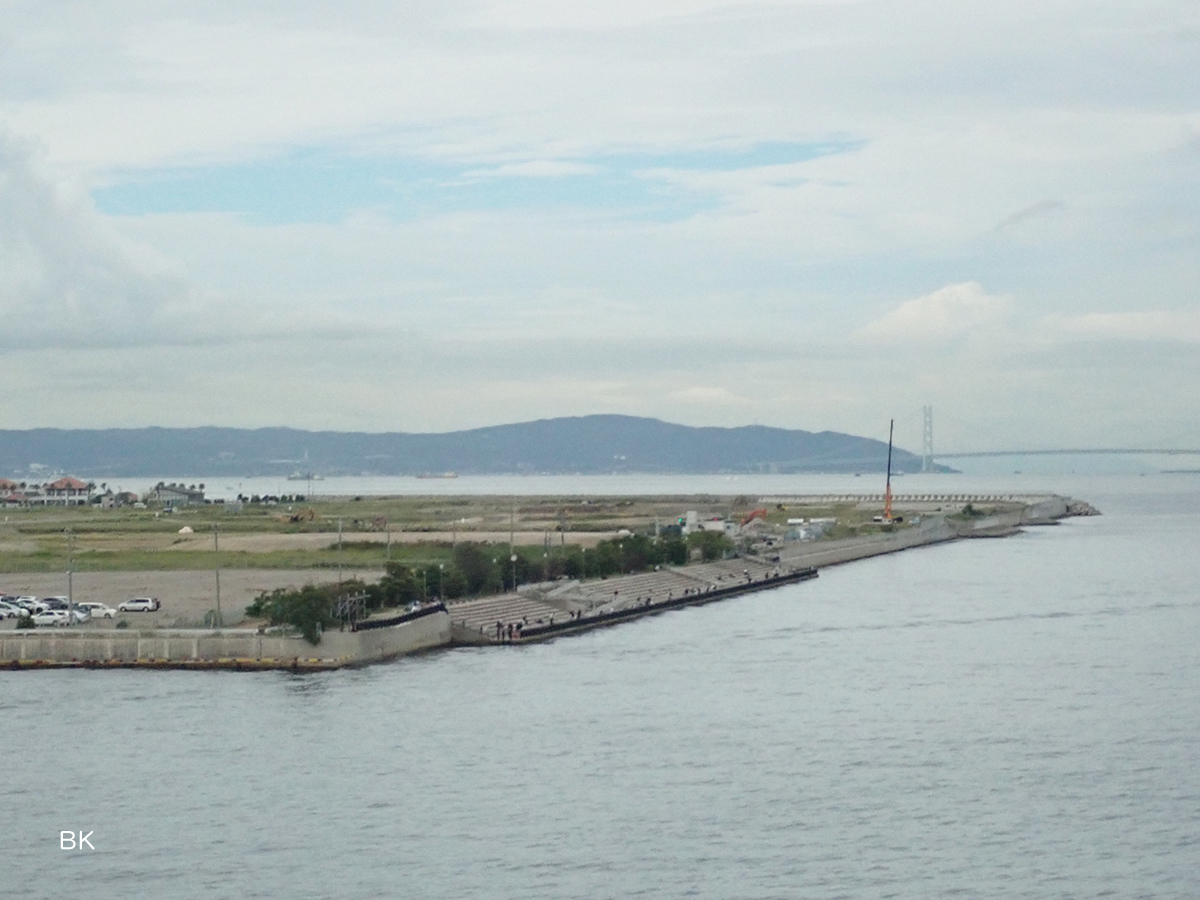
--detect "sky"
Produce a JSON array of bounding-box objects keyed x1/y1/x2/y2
[{"x1": 1, "y1": 0, "x2": 1198, "y2": 455}]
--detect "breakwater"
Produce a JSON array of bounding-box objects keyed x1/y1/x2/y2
[{"x1": 3, "y1": 495, "x2": 1094, "y2": 670}]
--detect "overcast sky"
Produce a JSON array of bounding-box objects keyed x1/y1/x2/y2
[{"x1": 1, "y1": 0, "x2": 1197, "y2": 453}]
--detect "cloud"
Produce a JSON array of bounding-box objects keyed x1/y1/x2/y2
[
  {"x1": 1044, "y1": 309, "x2": 1200, "y2": 343},
  {"x1": 0, "y1": 131, "x2": 191, "y2": 348},
  {"x1": 854, "y1": 282, "x2": 1013, "y2": 346},
  {"x1": 0, "y1": 1, "x2": 1198, "y2": 447},
  {"x1": 462, "y1": 160, "x2": 602, "y2": 178},
  {"x1": 994, "y1": 199, "x2": 1065, "y2": 231}
]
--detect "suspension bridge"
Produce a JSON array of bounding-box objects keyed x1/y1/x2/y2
[{"x1": 915, "y1": 406, "x2": 1200, "y2": 472}]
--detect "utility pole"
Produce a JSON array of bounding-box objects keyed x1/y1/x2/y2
[
  {"x1": 214, "y1": 523, "x2": 222, "y2": 626},
  {"x1": 66, "y1": 528, "x2": 74, "y2": 617},
  {"x1": 385, "y1": 520, "x2": 391, "y2": 562},
  {"x1": 922, "y1": 405, "x2": 934, "y2": 473},
  {"x1": 337, "y1": 517, "x2": 344, "y2": 583}
]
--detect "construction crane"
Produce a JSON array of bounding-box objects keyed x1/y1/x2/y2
[{"x1": 884, "y1": 418, "x2": 894, "y2": 522}]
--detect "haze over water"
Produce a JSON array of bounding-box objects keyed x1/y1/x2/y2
[{"x1": 5, "y1": 475, "x2": 1199, "y2": 899}]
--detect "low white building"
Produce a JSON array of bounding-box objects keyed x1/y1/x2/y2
[{"x1": 154, "y1": 482, "x2": 207, "y2": 506}]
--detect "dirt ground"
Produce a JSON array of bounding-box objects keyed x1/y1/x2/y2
[
  {"x1": 164, "y1": 530, "x2": 616, "y2": 553},
  {"x1": 0, "y1": 568, "x2": 380, "y2": 628}
]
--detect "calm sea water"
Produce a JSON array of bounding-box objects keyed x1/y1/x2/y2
[{"x1": 4, "y1": 476, "x2": 1199, "y2": 899}]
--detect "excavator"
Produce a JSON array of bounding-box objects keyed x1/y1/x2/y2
[{"x1": 740, "y1": 508, "x2": 768, "y2": 526}]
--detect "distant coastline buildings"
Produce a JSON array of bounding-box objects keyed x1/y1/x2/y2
[
  {"x1": 0, "y1": 477, "x2": 147, "y2": 508},
  {"x1": 1, "y1": 476, "x2": 96, "y2": 507},
  {"x1": 0, "y1": 477, "x2": 209, "y2": 508}
]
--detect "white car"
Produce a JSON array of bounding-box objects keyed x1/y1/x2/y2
[
  {"x1": 77, "y1": 602, "x2": 117, "y2": 619},
  {"x1": 118, "y1": 597, "x2": 161, "y2": 612},
  {"x1": 0, "y1": 601, "x2": 22, "y2": 619},
  {"x1": 32, "y1": 609, "x2": 70, "y2": 627},
  {"x1": 33, "y1": 608, "x2": 89, "y2": 626}
]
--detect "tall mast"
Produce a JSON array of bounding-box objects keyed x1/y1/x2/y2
[{"x1": 884, "y1": 418, "x2": 894, "y2": 521}]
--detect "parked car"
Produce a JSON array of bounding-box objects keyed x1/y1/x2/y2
[
  {"x1": 40, "y1": 597, "x2": 70, "y2": 611},
  {"x1": 0, "y1": 601, "x2": 22, "y2": 619},
  {"x1": 11, "y1": 596, "x2": 38, "y2": 611},
  {"x1": 77, "y1": 602, "x2": 117, "y2": 619},
  {"x1": 32, "y1": 610, "x2": 70, "y2": 627},
  {"x1": 118, "y1": 597, "x2": 161, "y2": 612}
]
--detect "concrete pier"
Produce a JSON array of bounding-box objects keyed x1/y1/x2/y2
[{"x1": 3, "y1": 495, "x2": 1095, "y2": 670}]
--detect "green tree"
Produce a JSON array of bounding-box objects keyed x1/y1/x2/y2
[
  {"x1": 687, "y1": 530, "x2": 732, "y2": 561},
  {"x1": 453, "y1": 542, "x2": 501, "y2": 594},
  {"x1": 246, "y1": 582, "x2": 361, "y2": 645}
]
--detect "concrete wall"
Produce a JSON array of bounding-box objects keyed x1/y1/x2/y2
[{"x1": 0, "y1": 611, "x2": 451, "y2": 669}]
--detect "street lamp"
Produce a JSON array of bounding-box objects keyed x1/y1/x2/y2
[
  {"x1": 438, "y1": 563, "x2": 444, "y2": 599},
  {"x1": 510, "y1": 553, "x2": 518, "y2": 591},
  {"x1": 65, "y1": 528, "x2": 73, "y2": 620},
  {"x1": 214, "y1": 522, "x2": 222, "y2": 626}
]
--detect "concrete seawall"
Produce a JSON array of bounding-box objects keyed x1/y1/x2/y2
[{"x1": 1, "y1": 610, "x2": 451, "y2": 671}]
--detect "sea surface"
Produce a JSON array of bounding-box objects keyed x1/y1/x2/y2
[{"x1": 4, "y1": 475, "x2": 1199, "y2": 899}]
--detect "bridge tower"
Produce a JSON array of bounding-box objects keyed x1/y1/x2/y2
[{"x1": 922, "y1": 405, "x2": 934, "y2": 472}]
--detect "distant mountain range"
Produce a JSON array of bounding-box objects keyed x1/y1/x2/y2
[{"x1": 0, "y1": 415, "x2": 947, "y2": 477}]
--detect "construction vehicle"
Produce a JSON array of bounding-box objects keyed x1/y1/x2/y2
[
  {"x1": 885, "y1": 419, "x2": 894, "y2": 521},
  {"x1": 740, "y1": 508, "x2": 768, "y2": 526},
  {"x1": 872, "y1": 421, "x2": 903, "y2": 525}
]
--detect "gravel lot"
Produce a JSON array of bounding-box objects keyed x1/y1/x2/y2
[{"x1": 0, "y1": 568, "x2": 383, "y2": 628}]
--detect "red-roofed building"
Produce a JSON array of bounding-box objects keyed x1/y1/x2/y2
[
  {"x1": 43, "y1": 476, "x2": 93, "y2": 505},
  {"x1": 0, "y1": 478, "x2": 18, "y2": 494}
]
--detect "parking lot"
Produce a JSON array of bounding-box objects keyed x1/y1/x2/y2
[{"x1": 0, "y1": 568, "x2": 381, "y2": 629}]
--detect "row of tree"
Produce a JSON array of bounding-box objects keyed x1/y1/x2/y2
[{"x1": 245, "y1": 530, "x2": 734, "y2": 643}]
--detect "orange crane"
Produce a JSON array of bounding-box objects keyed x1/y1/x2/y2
[
  {"x1": 884, "y1": 419, "x2": 894, "y2": 522},
  {"x1": 740, "y1": 508, "x2": 768, "y2": 526}
]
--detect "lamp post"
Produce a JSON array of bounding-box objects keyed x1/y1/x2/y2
[
  {"x1": 214, "y1": 523, "x2": 222, "y2": 626},
  {"x1": 65, "y1": 528, "x2": 74, "y2": 619},
  {"x1": 438, "y1": 563, "x2": 444, "y2": 600},
  {"x1": 510, "y1": 553, "x2": 518, "y2": 591},
  {"x1": 337, "y1": 517, "x2": 344, "y2": 584}
]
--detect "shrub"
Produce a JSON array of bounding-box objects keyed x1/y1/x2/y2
[{"x1": 246, "y1": 583, "x2": 358, "y2": 645}]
